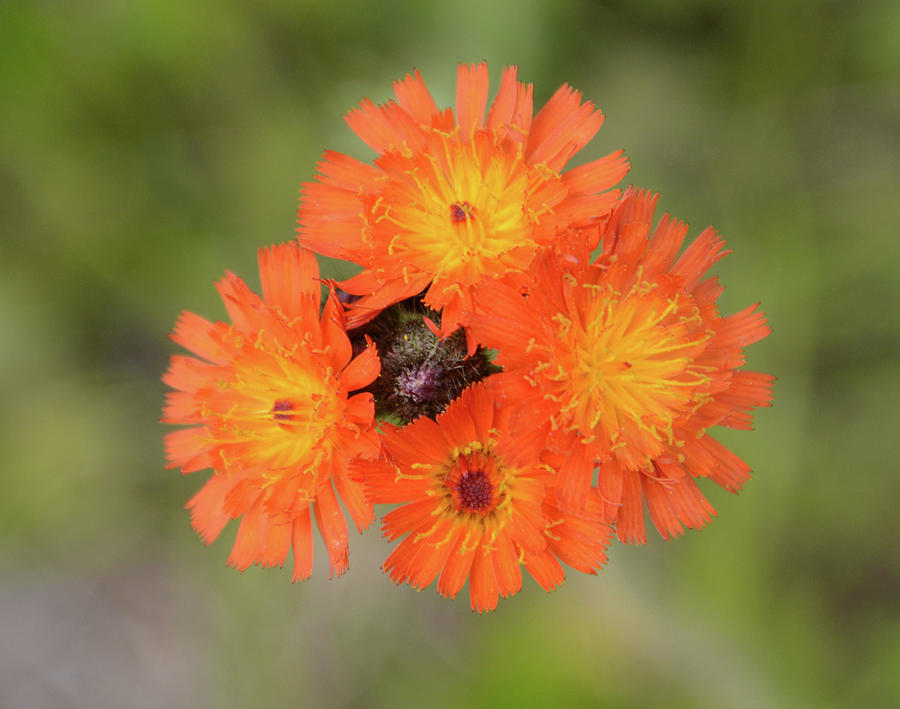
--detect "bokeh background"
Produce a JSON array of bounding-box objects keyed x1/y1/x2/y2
[{"x1": 2, "y1": 0, "x2": 898, "y2": 706}]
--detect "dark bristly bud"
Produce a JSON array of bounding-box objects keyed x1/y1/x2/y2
[{"x1": 349, "y1": 298, "x2": 499, "y2": 424}]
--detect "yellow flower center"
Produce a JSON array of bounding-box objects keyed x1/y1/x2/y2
[
  {"x1": 542, "y1": 283, "x2": 712, "y2": 468},
  {"x1": 211, "y1": 334, "x2": 343, "y2": 476},
  {"x1": 368, "y1": 129, "x2": 565, "y2": 307}
]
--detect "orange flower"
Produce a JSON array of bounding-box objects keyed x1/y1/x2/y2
[
  {"x1": 162, "y1": 242, "x2": 381, "y2": 579},
  {"x1": 467, "y1": 190, "x2": 774, "y2": 543},
  {"x1": 359, "y1": 380, "x2": 611, "y2": 612},
  {"x1": 298, "y1": 62, "x2": 629, "y2": 335}
]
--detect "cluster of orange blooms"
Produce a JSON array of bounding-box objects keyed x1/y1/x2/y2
[{"x1": 163, "y1": 63, "x2": 773, "y2": 612}]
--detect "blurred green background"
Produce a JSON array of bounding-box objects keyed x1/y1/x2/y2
[{"x1": 2, "y1": 0, "x2": 898, "y2": 707}]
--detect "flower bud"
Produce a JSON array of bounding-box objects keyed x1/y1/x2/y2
[{"x1": 353, "y1": 299, "x2": 498, "y2": 423}]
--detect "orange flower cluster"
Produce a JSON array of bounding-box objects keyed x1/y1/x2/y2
[{"x1": 163, "y1": 63, "x2": 772, "y2": 612}]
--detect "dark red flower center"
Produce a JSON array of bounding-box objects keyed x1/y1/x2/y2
[
  {"x1": 450, "y1": 201, "x2": 474, "y2": 223},
  {"x1": 272, "y1": 399, "x2": 294, "y2": 421},
  {"x1": 456, "y1": 469, "x2": 493, "y2": 512}
]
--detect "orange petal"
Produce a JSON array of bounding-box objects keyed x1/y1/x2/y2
[
  {"x1": 311, "y1": 148, "x2": 381, "y2": 190},
  {"x1": 469, "y1": 547, "x2": 500, "y2": 613},
  {"x1": 343, "y1": 391, "x2": 375, "y2": 426},
  {"x1": 382, "y1": 499, "x2": 438, "y2": 541},
  {"x1": 554, "y1": 441, "x2": 594, "y2": 513},
  {"x1": 527, "y1": 84, "x2": 605, "y2": 171},
  {"x1": 524, "y1": 549, "x2": 565, "y2": 592},
  {"x1": 291, "y1": 505, "x2": 314, "y2": 582},
  {"x1": 186, "y1": 473, "x2": 233, "y2": 544},
  {"x1": 456, "y1": 62, "x2": 489, "y2": 137},
  {"x1": 297, "y1": 179, "x2": 369, "y2": 260},
  {"x1": 437, "y1": 530, "x2": 477, "y2": 600},
  {"x1": 563, "y1": 150, "x2": 630, "y2": 196},
  {"x1": 214, "y1": 271, "x2": 267, "y2": 334},
  {"x1": 721, "y1": 370, "x2": 776, "y2": 412},
  {"x1": 665, "y1": 475, "x2": 717, "y2": 532},
  {"x1": 258, "y1": 518, "x2": 292, "y2": 569},
  {"x1": 385, "y1": 519, "x2": 460, "y2": 591},
  {"x1": 313, "y1": 481, "x2": 350, "y2": 578},
  {"x1": 171, "y1": 311, "x2": 229, "y2": 364},
  {"x1": 223, "y1": 477, "x2": 260, "y2": 519},
  {"x1": 258, "y1": 242, "x2": 320, "y2": 319},
  {"x1": 320, "y1": 292, "x2": 353, "y2": 371},
  {"x1": 714, "y1": 304, "x2": 771, "y2": 350},
  {"x1": 383, "y1": 534, "x2": 424, "y2": 585},
  {"x1": 671, "y1": 226, "x2": 729, "y2": 292},
  {"x1": 406, "y1": 521, "x2": 461, "y2": 590},
  {"x1": 506, "y1": 508, "x2": 547, "y2": 554},
  {"x1": 393, "y1": 68, "x2": 439, "y2": 124},
  {"x1": 698, "y1": 435, "x2": 753, "y2": 492},
  {"x1": 342, "y1": 274, "x2": 432, "y2": 329},
  {"x1": 164, "y1": 427, "x2": 214, "y2": 473},
  {"x1": 345, "y1": 98, "x2": 424, "y2": 154},
  {"x1": 332, "y1": 462, "x2": 374, "y2": 533},
  {"x1": 485, "y1": 65, "x2": 519, "y2": 131},
  {"x1": 508, "y1": 79, "x2": 534, "y2": 148},
  {"x1": 384, "y1": 416, "x2": 450, "y2": 470},
  {"x1": 162, "y1": 391, "x2": 202, "y2": 425},
  {"x1": 597, "y1": 459, "x2": 624, "y2": 523},
  {"x1": 616, "y1": 468, "x2": 647, "y2": 544},
  {"x1": 643, "y1": 213, "x2": 689, "y2": 276},
  {"x1": 363, "y1": 458, "x2": 431, "y2": 505},
  {"x1": 340, "y1": 340, "x2": 380, "y2": 392},
  {"x1": 227, "y1": 493, "x2": 266, "y2": 571},
  {"x1": 162, "y1": 355, "x2": 218, "y2": 393},
  {"x1": 641, "y1": 476, "x2": 683, "y2": 541},
  {"x1": 436, "y1": 392, "x2": 479, "y2": 448},
  {"x1": 462, "y1": 381, "x2": 495, "y2": 441},
  {"x1": 490, "y1": 532, "x2": 523, "y2": 600}
]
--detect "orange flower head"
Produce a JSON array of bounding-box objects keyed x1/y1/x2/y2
[
  {"x1": 359, "y1": 379, "x2": 611, "y2": 613},
  {"x1": 467, "y1": 190, "x2": 774, "y2": 542},
  {"x1": 162, "y1": 242, "x2": 381, "y2": 579},
  {"x1": 298, "y1": 62, "x2": 630, "y2": 334}
]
